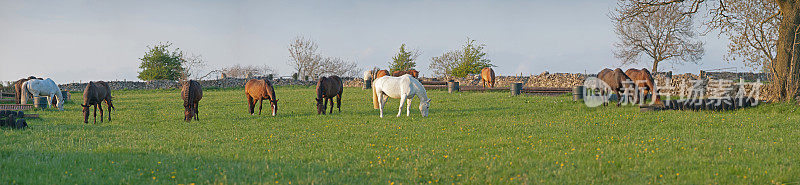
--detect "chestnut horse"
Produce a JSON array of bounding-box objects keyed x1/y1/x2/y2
[
  {"x1": 625, "y1": 68, "x2": 661, "y2": 104},
  {"x1": 81, "y1": 81, "x2": 114, "y2": 123},
  {"x1": 245, "y1": 79, "x2": 278, "y2": 116},
  {"x1": 391, "y1": 69, "x2": 419, "y2": 78},
  {"x1": 181, "y1": 80, "x2": 203, "y2": 122},
  {"x1": 316, "y1": 76, "x2": 343, "y2": 115},
  {"x1": 481, "y1": 67, "x2": 495, "y2": 88},
  {"x1": 13, "y1": 76, "x2": 42, "y2": 104},
  {"x1": 374, "y1": 70, "x2": 390, "y2": 80},
  {"x1": 597, "y1": 68, "x2": 633, "y2": 106}
]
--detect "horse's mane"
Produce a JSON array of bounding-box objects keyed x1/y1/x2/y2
[
  {"x1": 408, "y1": 75, "x2": 429, "y2": 102},
  {"x1": 316, "y1": 77, "x2": 327, "y2": 99}
]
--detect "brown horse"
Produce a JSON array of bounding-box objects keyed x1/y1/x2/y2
[
  {"x1": 13, "y1": 76, "x2": 42, "y2": 104},
  {"x1": 374, "y1": 70, "x2": 390, "y2": 80},
  {"x1": 481, "y1": 67, "x2": 496, "y2": 89},
  {"x1": 625, "y1": 68, "x2": 661, "y2": 104},
  {"x1": 316, "y1": 76, "x2": 343, "y2": 115},
  {"x1": 181, "y1": 80, "x2": 203, "y2": 122},
  {"x1": 391, "y1": 69, "x2": 419, "y2": 78},
  {"x1": 245, "y1": 79, "x2": 278, "y2": 116},
  {"x1": 597, "y1": 68, "x2": 633, "y2": 106},
  {"x1": 81, "y1": 81, "x2": 114, "y2": 123}
]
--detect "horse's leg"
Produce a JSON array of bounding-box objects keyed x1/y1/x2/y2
[
  {"x1": 247, "y1": 95, "x2": 255, "y2": 115},
  {"x1": 258, "y1": 98, "x2": 263, "y2": 115},
  {"x1": 93, "y1": 104, "x2": 97, "y2": 124},
  {"x1": 378, "y1": 93, "x2": 385, "y2": 118},
  {"x1": 46, "y1": 95, "x2": 52, "y2": 108},
  {"x1": 329, "y1": 98, "x2": 334, "y2": 114},
  {"x1": 323, "y1": 97, "x2": 328, "y2": 115},
  {"x1": 106, "y1": 100, "x2": 112, "y2": 122},
  {"x1": 195, "y1": 103, "x2": 200, "y2": 121},
  {"x1": 406, "y1": 96, "x2": 413, "y2": 116},
  {"x1": 482, "y1": 80, "x2": 485, "y2": 91},
  {"x1": 98, "y1": 103, "x2": 104, "y2": 123},
  {"x1": 397, "y1": 94, "x2": 406, "y2": 117},
  {"x1": 336, "y1": 92, "x2": 342, "y2": 113}
]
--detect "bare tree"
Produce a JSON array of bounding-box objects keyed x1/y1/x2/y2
[
  {"x1": 287, "y1": 36, "x2": 361, "y2": 78},
  {"x1": 319, "y1": 57, "x2": 361, "y2": 77},
  {"x1": 708, "y1": 0, "x2": 780, "y2": 72},
  {"x1": 180, "y1": 53, "x2": 207, "y2": 80},
  {"x1": 612, "y1": 2, "x2": 705, "y2": 72},
  {"x1": 614, "y1": 0, "x2": 800, "y2": 102},
  {"x1": 288, "y1": 36, "x2": 323, "y2": 79}
]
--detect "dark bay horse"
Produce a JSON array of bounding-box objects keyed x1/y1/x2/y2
[
  {"x1": 625, "y1": 68, "x2": 661, "y2": 104},
  {"x1": 316, "y1": 76, "x2": 343, "y2": 115},
  {"x1": 181, "y1": 80, "x2": 203, "y2": 122},
  {"x1": 597, "y1": 68, "x2": 633, "y2": 106},
  {"x1": 81, "y1": 81, "x2": 114, "y2": 123},
  {"x1": 481, "y1": 67, "x2": 496, "y2": 89},
  {"x1": 245, "y1": 79, "x2": 278, "y2": 116},
  {"x1": 13, "y1": 76, "x2": 42, "y2": 104},
  {"x1": 391, "y1": 69, "x2": 419, "y2": 78}
]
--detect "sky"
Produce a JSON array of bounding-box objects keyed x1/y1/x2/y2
[{"x1": 0, "y1": 0, "x2": 749, "y2": 84}]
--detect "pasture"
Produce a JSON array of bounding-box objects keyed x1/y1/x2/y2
[{"x1": 1, "y1": 86, "x2": 798, "y2": 184}]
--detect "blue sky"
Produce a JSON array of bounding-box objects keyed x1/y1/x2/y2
[{"x1": 1, "y1": 0, "x2": 744, "y2": 84}]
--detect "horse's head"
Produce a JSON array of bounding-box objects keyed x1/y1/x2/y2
[
  {"x1": 184, "y1": 104, "x2": 194, "y2": 122},
  {"x1": 81, "y1": 104, "x2": 90, "y2": 123},
  {"x1": 315, "y1": 98, "x2": 324, "y2": 114},
  {"x1": 419, "y1": 99, "x2": 431, "y2": 117},
  {"x1": 270, "y1": 99, "x2": 279, "y2": 116}
]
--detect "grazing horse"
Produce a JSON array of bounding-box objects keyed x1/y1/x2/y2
[
  {"x1": 481, "y1": 67, "x2": 496, "y2": 89},
  {"x1": 81, "y1": 81, "x2": 114, "y2": 123},
  {"x1": 316, "y1": 76, "x2": 343, "y2": 115},
  {"x1": 625, "y1": 68, "x2": 661, "y2": 104},
  {"x1": 245, "y1": 79, "x2": 278, "y2": 116},
  {"x1": 181, "y1": 80, "x2": 203, "y2": 122},
  {"x1": 597, "y1": 68, "x2": 633, "y2": 106},
  {"x1": 13, "y1": 76, "x2": 42, "y2": 104},
  {"x1": 373, "y1": 74, "x2": 431, "y2": 117},
  {"x1": 21, "y1": 78, "x2": 64, "y2": 110},
  {"x1": 391, "y1": 69, "x2": 419, "y2": 78}
]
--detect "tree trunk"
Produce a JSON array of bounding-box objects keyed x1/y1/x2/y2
[
  {"x1": 652, "y1": 59, "x2": 661, "y2": 73},
  {"x1": 775, "y1": 0, "x2": 800, "y2": 101}
]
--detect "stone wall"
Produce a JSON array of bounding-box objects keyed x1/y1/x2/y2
[{"x1": 59, "y1": 73, "x2": 769, "y2": 100}]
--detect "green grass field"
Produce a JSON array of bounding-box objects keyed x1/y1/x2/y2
[{"x1": 1, "y1": 86, "x2": 799, "y2": 184}]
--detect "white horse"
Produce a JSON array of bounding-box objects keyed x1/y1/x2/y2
[
  {"x1": 21, "y1": 78, "x2": 64, "y2": 110},
  {"x1": 373, "y1": 74, "x2": 431, "y2": 117}
]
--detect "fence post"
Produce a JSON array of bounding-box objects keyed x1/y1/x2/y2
[
  {"x1": 447, "y1": 80, "x2": 459, "y2": 93},
  {"x1": 511, "y1": 83, "x2": 522, "y2": 95}
]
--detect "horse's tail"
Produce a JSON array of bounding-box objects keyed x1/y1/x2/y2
[
  {"x1": 21, "y1": 81, "x2": 31, "y2": 105},
  {"x1": 372, "y1": 81, "x2": 379, "y2": 109}
]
